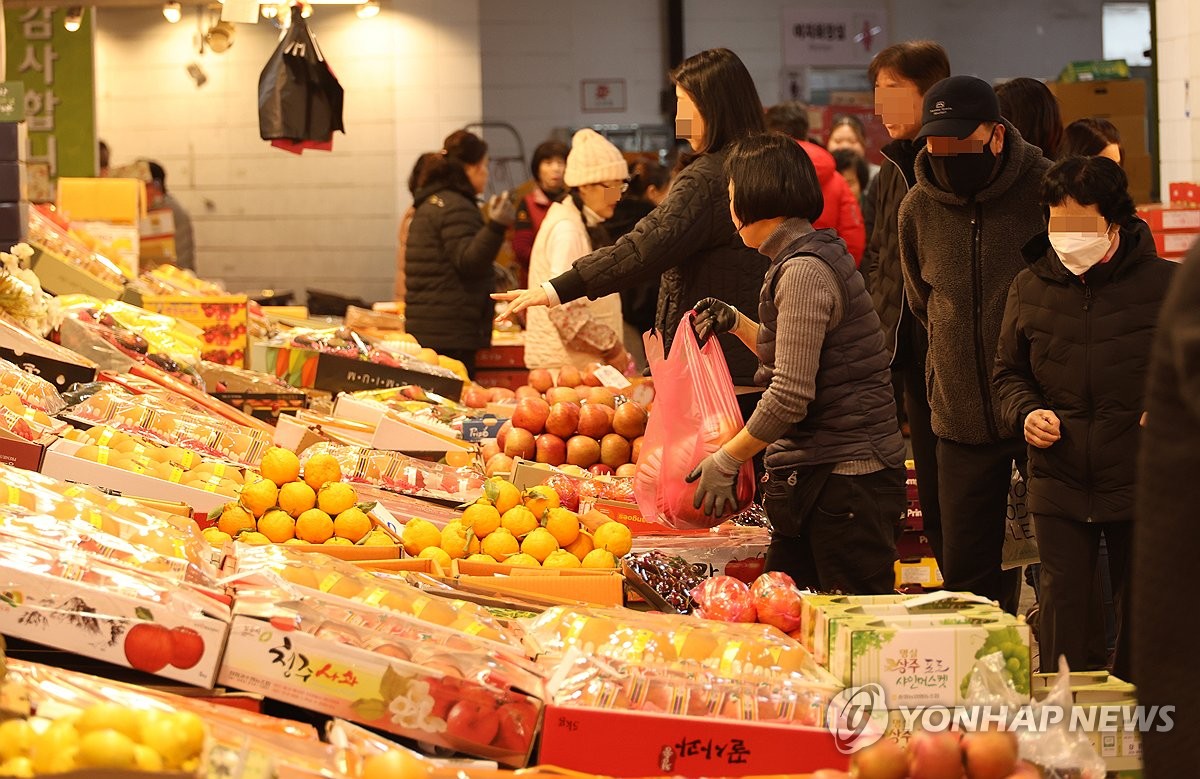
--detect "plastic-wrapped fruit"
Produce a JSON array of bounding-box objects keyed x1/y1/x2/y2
[
  {"x1": 750, "y1": 571, "x2": 802, "y2": 633},
  {"x1": 691, "y1": 575, "x2": 757, "y2": 623}
]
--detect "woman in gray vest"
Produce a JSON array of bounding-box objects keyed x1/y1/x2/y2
[{"x1": 687, "y1": 132, "x2": 907, "y2": 594}]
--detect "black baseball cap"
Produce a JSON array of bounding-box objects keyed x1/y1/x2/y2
[{"x1": 915, "y1": 76, "x2": 1002, "y2": 141}]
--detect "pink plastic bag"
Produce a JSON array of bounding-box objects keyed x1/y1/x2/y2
[{"x1": 633, "y1": 314, "x2": 755, "y2": 529}]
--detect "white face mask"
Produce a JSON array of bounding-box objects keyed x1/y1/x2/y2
[{"x1": 1048, "y1": 231, "x2": 1113, "y2": 276}]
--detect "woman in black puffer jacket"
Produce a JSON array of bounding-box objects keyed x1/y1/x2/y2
[
  {"x1": 493, "y1": 48, "x2": 770, "y2": 389},
  {"x1": 993, "y1": 156, "x2": 1175, "y2": 678},
  {"x1": 404, "y1": 130, "x2": 515, "y2": 377}
]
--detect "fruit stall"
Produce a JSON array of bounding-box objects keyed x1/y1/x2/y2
[{"x1": 0, "y1": 214, "x2": 1130, "y2": 779}]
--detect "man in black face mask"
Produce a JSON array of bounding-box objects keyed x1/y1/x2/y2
[{"x1": 897, "y1": 75, "x2": 1051, "y2": 612}]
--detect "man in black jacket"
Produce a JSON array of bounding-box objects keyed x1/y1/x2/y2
[
  {"x1": 862, "y1": 41, "x2": 950, "y2": 569},
  {"x1": 898, "y1": 76, "x2": 1051, "y2": 611}
]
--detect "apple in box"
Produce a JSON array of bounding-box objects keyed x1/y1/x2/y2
[
  {"x1": 566, "y1": 435, "x2": 600, "y2": 467},
  {"x1": 576, "y1": 405, "x2": 611, "y2": 439},
  {"x1": 486, "y1": 453, "x2": 514, "y2": 478},
  {"x1": 512, "y1": 398, "x2": 550, "y2": 435},
  {"x1": 545, "y1": 402, "x2": 580, "y2": 438},
  {"x1": 600, "y1": 433, "x2": 631, "y2": 468},
  {"x1": 528, "y1": 369, "x2": 555, "y2": 393},
  {"x1": 515, "y1": 386, "x2": 541, "y2": 401},
  {"x1": 586, "y1": 387, "x2": 616, "y2": 408},
  {"x1": 536, "y1": 434, "x2": 567, "y2": 466},
  {"x1": 613, "y1": 402, "x2": 648, "y2": 439},
  {"x1": 546, "y1": 387, "x2": 579, "y2": 405},
  {"x1": 488, "y1": 387, "x2": 516, "y2": 403},
  {"x1": 504, "y1": 428, "x2": 536, "y2": 460},
  {"x1": 558, "y1": 365, "x2": 582, "y2": 387},
  {"x1": 461, "y1": 385, "x2": 490, "y2": 409}
]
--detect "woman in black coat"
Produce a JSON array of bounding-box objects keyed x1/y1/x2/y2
[
  {"x1": 404, "y1": 130, "x2": 515, "y2": 377},
  {"x1": 493, "y1": 48, "x2": 770, "y2": 389},
  {"x1": 993, "y1": 156, "x2": 1175, "y2": 677}
]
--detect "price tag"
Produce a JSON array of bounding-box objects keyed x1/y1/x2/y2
[{"x1": 592, "y1": 364, "x2": 631, "y2": 390}]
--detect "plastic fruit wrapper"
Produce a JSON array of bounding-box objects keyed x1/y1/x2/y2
[
  {"x1": 271, "y1": 326, "x2": 461, "y2": 380},
  {"x1": 545, "y1": 647, "x2": 838, "y2": 727},
  {"x1": 692, "y1": 575, "x2": 758, "y2": 623},
  {"x1": 0, "y1": 356, "x2": 66, "y2": 414},
  {"x1": 232, "y1": 544, "x2": 520, "y2": 648},
  {"x1": 28, "y1": 205, "x2": 128, "y2": 288},
  {"x1": 0, "y1": 393, "x2": 68, "y2": 442},
  {"x1": 300, "y1": 442, "x2": 484, "y2": 504},
  {"x1": 749, "y1": 572, "x2": 803, "y2": 633},
  {"x1": 64, "y1": 383, "x2": 272, "y2": 466},
  {"x1": 284, "y1": 594, "x2": 537, "y2": 672},
  {"x1": 56, "y1": 296, "x2": 205, "y2": 389},
  {"x1": 0, "y1": 462, "x2": 219, "y2": 586},
  {"x1": 523, "y1": 605, "x2": 833, "y2": 683},
  {"x1": 349, "y1": 384, "x2": 473, "y2": 420}
]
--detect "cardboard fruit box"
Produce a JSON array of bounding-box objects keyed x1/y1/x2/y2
[
  {"x1": 265, "y1": 345, "x2": 464, "y2": 400},
  {"x1": 0, "y1": 559, "x2": 229, "y2": 687},
  {"x1": 451, "y1": 558, "x2": 624, "y2": 607},
  {"x1": 218, "y1": 610, "x2": 543, "y2": 767},
  {"x1": 537, "y1": 704, "x2": 848, "y2": 778}
]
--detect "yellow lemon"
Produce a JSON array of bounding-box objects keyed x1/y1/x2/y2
[
  {"x1": 295, "y1": 509, "x2": 334, "y2": 544},
  {"x1": 278, "y1": 481, "x2": 317, "y2": 518},
  {"x1": 520, "y1": 527, "x2": 559, "y2": 563},
  {"x1": 259, "y1": 446, "x2": 301, "y2": 486},
  {"x1": 303, "y1": 453, "x2": 343, "y2": 490},
  {"x1": 76, "y1": 730, "x2": 136, "y2": 769},
  {"x1": 333, "y1": 507, "x2": 372, "y2": 542},
  {"x1": 318, "y1": 482, "x2": 358, "y2": 516},
  {"x1": 592, "y1": 521, "x2": 632, "y2": 557}
]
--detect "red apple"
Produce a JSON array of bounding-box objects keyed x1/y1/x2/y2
[
  {"x1": 545, "y1": 386, "x2": 580, "y2": 405},
  {"x1": 496, "y1": 420, "x2": 512, "y2": 450},
  {"x1": 461, "y1": 386, "x2": 490, "y2": 409},
  {"x1": 528, "y1": 368, "x2": 555, "y2": 393},
  {"x1": 169, "y1": 626, "x2": 205, "y2": 669},
  {"x1": 574, "y1": 384, "x2": 590, "y2": 396},
  {"x1": 600, "y1": 434, "x2": 632, "y2": 468},
  {"x1": 494, "y1": 698, "x2": 539, "y2": 752},
  {"x1": 486, "y1": 454, "x2": 513, "y2": 478},
  {"x1": 512, "y1": 397, "x2": 551, "y2": 435},
  {"x1": 535, "y1": 434, "x2": 567, "y2": 466},
  {"x1": 586, "y1": 387, "x2": 616, "y2": 408},
  {"x1": 631, "y1": 435, "x2": 644, "y2": 464},
  {"x1": 446, "y1": 699, "x2": 501, "y2": 746},
  {"x1": 557, "y1": 365, "x2": 582, "y2": 387},
  {"x1": 488, "y1": 386, "x2": 516, "y2": 402},
  {"x1": 576, "y1": 404, "x2": 612, "y2": 438},
  {"x1": 613, "y1": 401, "x2": 648, "y2": 438},
  {"x1": 545, "y1": 401, "x2": 581, "y2": 438},
  {"x1": 582, "y1": 362, "x2": 603, "y2": 387},
  {"x1": 514, "y1": 385, "x2": 541, "y2": 401},
  {"x1": 480, "y1": 442, "x2": 500, "y2": 462},
  {"x1": 589, "y1": 464, "x2": 614, "y2": 476},
  {"x1": 566, "y1": 435, "x2": 601, "y2": 467},
  {"x1": 504, "y1": 428, "x2": 536, "y2": 460},
  {"x1": 616, "y1": 463, "x2": 638, "y2": 477}
]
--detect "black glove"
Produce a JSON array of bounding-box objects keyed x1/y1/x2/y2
[
  {"x1": 685, "y1": 448, "x2": 743, "y2": 517},
  {"x1": 692, "y1": 298, "x2": 738, "y2": 345}
]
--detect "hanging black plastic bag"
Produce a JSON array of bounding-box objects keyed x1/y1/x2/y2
[{"x1": 258, "y1": 12, "x2": 345, "y2": 150}]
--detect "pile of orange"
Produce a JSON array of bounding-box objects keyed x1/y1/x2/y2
[
  {"x1": 67, "y1": 426, "x2": 245, "y2": 497},
  {"x1": 399, "y1": 476, "x2": 633, "y2": 570},
  {"x1": 205, "y1": 447, "x2": 394, "y2": 548}
]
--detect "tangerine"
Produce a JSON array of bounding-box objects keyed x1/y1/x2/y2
[
  {"x1": 304, "y1": 453, "x2": 343, "y2": 490},
  {"x1": 544, "y1": 506, "x2": 581, "y2": 547},
  {"x1": 501, "y1": 505, "x2": 538, "y2": 538},
  {"x1": 520, "y1": 527, "x2": 559, "y2": 562},
  {"x1": 259, "y1": 446, "x2": 301, "y2": 486},
  {"x1": 333, "y1": 507, "x2": 372, "y2": 542},
  {"x1": 318, "y1": 482, "x2": 358, "y2": 516},
  {"x1": 278, "y1": 481, "x2": 317, "y2": 518},
  {"x1": 258, "y1": 510, "x2": 296, "y2": 543},
  {"x1": 296, "y1": 509, "x2": 335, "y2": 544},
  {"x1": 461, "y1": 503, "x2": 501, "y2": 538}
]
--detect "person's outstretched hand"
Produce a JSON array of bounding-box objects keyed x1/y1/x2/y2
[
  {"x1": 486, "y1": 191, "x2": 517, "y2": 227},
  {"x1": 686, "y1": 449, "x2": 741, "y2": 517},
  {"x1": 492, "y1": 288, "x2": 550, "y2": 322},
  {"x1": 692, "y1": 298, "x2": 738, "y2": 344}
]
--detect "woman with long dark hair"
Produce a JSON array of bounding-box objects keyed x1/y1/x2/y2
[
  {"x1": 404, "y1": 130, "x2": 515, "y2": 377},
  {"x1": 494, "y1": 48, "x2": 770, "y2": 390}
]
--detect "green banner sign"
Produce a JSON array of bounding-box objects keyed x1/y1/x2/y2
[{"x1": 4, "y1": 7, "x2": 96, "y2": 198}]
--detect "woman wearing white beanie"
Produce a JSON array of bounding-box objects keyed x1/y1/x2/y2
[{"x1": 525, "y1": 129, "x2": 631, "y2": 372}]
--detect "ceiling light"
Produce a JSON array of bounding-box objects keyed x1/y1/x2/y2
[
  {"x1": 300, "y1": 3, "x2": 312, "y2": 18},
  {"x1": 64, "y1": 7, "x2": 83, "y2": 32},
  {"x1": 356, "y1": 0, "x2": 380, "y2": 19},
  {"x1": 261, "y1": 4, "x2": 279, "y2": 18},
  {"x1": 162, "y1": 1, "x2": 182, "y2": 23}
]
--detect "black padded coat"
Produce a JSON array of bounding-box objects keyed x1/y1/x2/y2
[{"x1": 993, "y1": 222, "x2": 1175, "y2": 523}]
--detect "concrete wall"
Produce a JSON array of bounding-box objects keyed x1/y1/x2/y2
[
  {"x1": 1156, "y1": 0, "x2": 1200, "y2": 187},
  {"x1": 95, "y1": 1, "x2": 482, "y2": 303}
]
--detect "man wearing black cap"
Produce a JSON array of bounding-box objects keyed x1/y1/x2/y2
[{"x1": 897, "y1": 75, "x2": 1051, "y2": 611}]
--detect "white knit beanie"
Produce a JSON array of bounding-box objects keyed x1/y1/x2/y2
[{"x1": 564, "y1": 129, "x2": 629, "y2": 187}]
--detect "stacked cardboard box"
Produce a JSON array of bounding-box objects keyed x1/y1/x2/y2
[
  {"x1": 0, "y1": 122, "x2": 28, "y2": 251},
  {"x1": 1138, "y1": 203, "x2": 1200, "y2": 261},
  {"x1": 1049, "y1": 79, "x2": 1151, "y2": 203}
]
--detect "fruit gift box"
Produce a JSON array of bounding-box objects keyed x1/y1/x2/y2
[
  {"x1": 299, "y1": 442, "x2": 484, "y2": 505},
  {"x1": 0, "y1": 510, "x2": 231, "y2": 687},
  {"x1": 219, "y1": 590, "x2": 545, "y2": 767}
]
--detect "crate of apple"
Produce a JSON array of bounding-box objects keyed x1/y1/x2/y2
[{"x1": 477, "y1": 371, "x2": 648, "y2": 483}]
